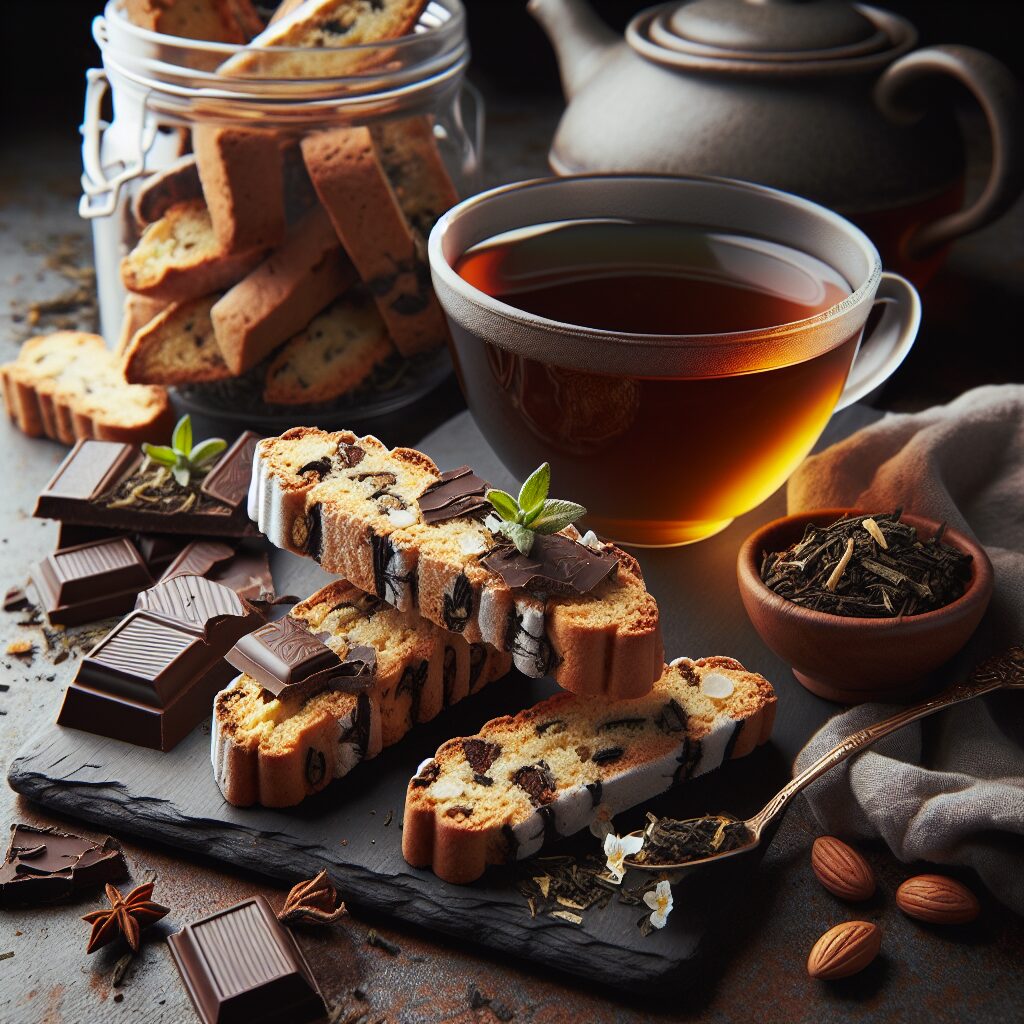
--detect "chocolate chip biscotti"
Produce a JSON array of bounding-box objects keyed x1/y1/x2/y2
[
  {"x1": 212, "y1": 579, "x2": 510, "y2": 807},
  {"x1": 403, "y1": 657, "x2": 777, "y2": 884},
  {"x1": 249, "y1": 428, "x2": 664, "y2": 699}
]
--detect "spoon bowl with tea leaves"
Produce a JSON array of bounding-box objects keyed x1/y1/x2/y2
[{"x1": 625, "y1": 646, "x2": 1023, "y2": 873}]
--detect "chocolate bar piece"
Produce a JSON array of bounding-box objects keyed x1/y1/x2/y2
[
  {"x1": 0, "y1": 824, "x2": 126, "y2": 907},
  {"x1": 57, "y1": 577, "x2": 263, "y2": 751},
  {"x1": 30, "y1": 536, "x2": 153, "y2": 626},
  {"x1": 168, "y1": 895, "x2": 327, "y2": 1024},
  {"x1": 34, "y1": 433, "x2": 260, "y2": 537},
  {"x1": 225, "y1": 617, "x2": 343, "y2": 697},
  {"x1": 159, "y1": 541, "x2": 275, "y2": 604},
  {"x1": 57, "y1": 526, "x2": 190, "y2": 576}
]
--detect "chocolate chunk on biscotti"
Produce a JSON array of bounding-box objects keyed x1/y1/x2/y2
[
  {"x1": 263, "y1": 290, "x2": 393, "y2": 405},
  {"x1": 121, "y1": 199, "x2": 265, "y2": 304},
  {"x1": 302, "y1": 126, "x2": 448, "y2": 356},
  {"x1": 211, "y1": 206, "x2": 356, "y2": 374},
  {"x1": 212, "y1": 578, "x2": 509, "y2": 807},
  {"x1": 249, "y1": 428, "x2": 664, "y2": 699},
  {"x1": 0, "y1": 332, "x2": 173, "y2": 446},
  {"x1": 122, "y1": 293, "x2": 232, "y2": 386},
  {"x1": 403, "y1": 657, "x2": 777, "y2": 884}
]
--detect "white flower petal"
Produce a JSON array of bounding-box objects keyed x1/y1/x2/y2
[{"x1": 649, "y1": 909, "x2": 669, "y2": 929}]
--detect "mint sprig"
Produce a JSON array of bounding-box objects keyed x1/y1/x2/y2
[
  {"x1": 485, "y1": 463, "x2": 586, "y2": 555},
  {"x1": 142, "y1": 414, "x2": 227, "y2": 488}
]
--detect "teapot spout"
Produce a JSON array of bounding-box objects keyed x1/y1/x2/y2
[{"x1": 528, "y1": 0, "x2": 617, "y2": 100}]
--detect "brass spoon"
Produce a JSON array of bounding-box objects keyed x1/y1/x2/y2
[{"x1": 625, "y1": 646, "x2": 1023, "y2": 873}]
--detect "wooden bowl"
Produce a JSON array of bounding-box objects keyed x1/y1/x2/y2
[{"x1": 736, "y1": 509, "x2": 994, "y2": 703}]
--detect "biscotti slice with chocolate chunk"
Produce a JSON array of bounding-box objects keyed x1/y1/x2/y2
[
  {"x1": 249, "y1": 428, "x2": 664, "y2": 698},
  {"x1": 403, "y1": 657, "x2": 777, "y2": 884},
  {"x1": 218, "y1": 0, "x2": 427, "y2": 78},
  {"x1": 0, "y1": 332, "x2": 173, "y2": 445},
  {"x1": 212, "y1": 579, "x2": 509, "y2": 806},
  {"x1": 121, "y1": 0, "x2": 264, "y2": 43},
  {"x1": 302, "y1": 127, "x2": 449, "y2": 356},
  {"x1": 211, "y1": 206, "x2": 356, "y2": 374},
  {"x1": 122, "y1": 294, "x2": 232, "y2": 385},
  {"x1": 263, "y1": 291, "x2": 394, "y2": 404},
  {"x1": 121, "y1": 199, "x2": 265, "y2": 304},
  {"x1": 371, "y1": 117, "x2": 459, "y2": 240}
]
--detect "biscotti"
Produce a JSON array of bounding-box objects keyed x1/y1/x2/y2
[
  {"x1": 211, "y1": 206, "x2": 356, "y2": 374},
  {"x1": 211, "y1": 579, "x2": 510, "y2": 806},
  {"x1": 120, "y1": 199, "x2": 265, "y2": 303},
  {"x1": 263, "y1": 291, "x2": 393, "y2": 404},
  {"x1": 121, "y1": 0, "x2": 263, "y2": 43},
  {"x1": 133, "y1": 155, "x2": 203, "y2": 227},
  {"x1": 193, "y1": 127, "x2": 287, "y2": 256},
  {"x1": 302, "y1": 127, "x2": 448, "y2": 356},
  {"x1": 0, "y1": 332, "x2": 173, "y2": 446},
  {"x1": 219, "y1": 0, "x2": 427, "y2": 78},
  {"x1": 122, "y1": 294, "x2": 232, "y2": 385},
  {"x1": 116, "y1": 293, "x2": 168, "y2": 356},
  {"x1": 403, "y1": 656, "x2": 777, "y2": 884},
  {"x1": 371, "y1": 117, "x2": 459, "y2": 240},
  {"x1": 249, "y1": 428, "x2": 664, "y2": 699}
]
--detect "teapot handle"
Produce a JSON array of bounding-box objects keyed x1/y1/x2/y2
[{"x1": 876, "y1": 44, "x2": 1024, "y2": 259}]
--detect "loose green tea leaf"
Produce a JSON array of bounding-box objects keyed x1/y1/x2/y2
[
  {"x1": 759, "y1": 511, "x2": 971, "y2": 617},
  {"x1": 633, "y1": 813, "x2": 751, "y2": 867}
]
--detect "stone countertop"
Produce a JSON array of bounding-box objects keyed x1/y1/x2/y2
[{"x1": 1, "y1": 101, "x2": 1023, "y2": 1024}]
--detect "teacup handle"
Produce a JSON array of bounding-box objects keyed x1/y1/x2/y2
[
  {"x1": 876, "y1": 44, "x2": 1024, "y2": 259},
  {"x1": 835, "y1": 272, "x2": 921, "y2": 412}
]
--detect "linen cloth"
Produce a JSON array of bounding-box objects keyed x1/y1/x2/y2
[{"x1": 789, "y1": 385, "x2": 1024, "y2": 913}]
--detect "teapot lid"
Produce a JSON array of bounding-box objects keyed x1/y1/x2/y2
[{"x1": 629, "y1": 0, "x2": 915, "y2": 69}]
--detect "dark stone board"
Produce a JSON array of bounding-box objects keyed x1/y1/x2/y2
[{"x1": 8, "y1": 406, "x2": 880, "y2": 993}]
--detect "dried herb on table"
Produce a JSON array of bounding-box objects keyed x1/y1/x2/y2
[
  {"x1": 81, "y1": 882, "x2": 169, "y2": 954},
  {"x1": 760, "y1": 511, "x2": 972, "y2": 617},
  {"x1": 632, "y1": 813, "x2": 751, "y2": 867}
]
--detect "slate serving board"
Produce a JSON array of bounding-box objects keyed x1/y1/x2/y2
[{"x1": 7, "y1": 407, "x2": 880, "y2": 992}]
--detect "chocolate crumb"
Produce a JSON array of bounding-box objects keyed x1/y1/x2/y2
[
  {"x1": 3, "y1": 587, "x2": 29, "y2": 612},
  {"x1": 113, "y1": 993, "x2": 124, "y2": 1003},
  {"x1": 383, "y1": 810, "x2": 393, "y2": 827},
  {"x1": 468, "y1": 985, "x2": 489, "y2": 1009}
]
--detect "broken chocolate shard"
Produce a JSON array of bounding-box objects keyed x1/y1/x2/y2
[
  {"x1": 135, "y1": 574, "x2": 261, "y2": 637},
  {"x1": 168, "y1": 895, "x2": 327, "y2": 1024},
  {"x1": 3, "y1": 586, "x2": 29, "y2": 612},
  {"x1": 418, "y1": 466, "x2": 490, "y2": 524},
  {"x1": 34, "y1": 438, "x2": 257, "y2": 537},
  {"x1": 158, "y1": 540, "x2": 236, "y2": 582},
  {"x1": 163, "y1": 544, "x2": 275, "y2": 605},
  {"x1": 200, "y1": 432, "x2": 260, "y2": 510},
  {"x1": 29, "y1": 537, "x2": 153, "y2": 627},
  {"x1": 0, "y1": 824, "x2": 126, "y2": 907},
  {"x1": 481, "y1": 533, "x2": 618, "y2": 596}
]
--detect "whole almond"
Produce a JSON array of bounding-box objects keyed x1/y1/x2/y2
[
  {"x1": 811, "y1": 836, "x2": 876, "y2": 901},
  {"x1": 807, "y1": 921, "x2": 881, "y2": 980},
  {"x1": 896, "y1": 874, "x2": 980, "y2": 924}
]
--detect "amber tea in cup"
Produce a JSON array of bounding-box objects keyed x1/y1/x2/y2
[{"x1": 430, "y1": 176, "x2": 921, "y2": 546}]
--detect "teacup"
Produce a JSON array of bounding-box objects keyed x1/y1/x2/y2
[{"x1": 429, "y1": 175, "x2": 920, "y2": 546}]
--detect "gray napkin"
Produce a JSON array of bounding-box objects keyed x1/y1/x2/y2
[{"x1": 788, "y1": 384, "x2": 1024, "y2": 913}]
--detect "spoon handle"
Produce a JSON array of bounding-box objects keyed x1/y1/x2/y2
[{"x1": 746, "y1": 645, "x2": 1024, "y2": 837}]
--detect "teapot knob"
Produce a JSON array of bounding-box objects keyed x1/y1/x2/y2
[{"x1": 876, "y1": 44, "x2": 1024, "y2": 258}]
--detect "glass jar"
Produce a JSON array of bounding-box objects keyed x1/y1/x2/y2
[{"x1": 80, "y1": 0, "x2": 483, "y2": 428}]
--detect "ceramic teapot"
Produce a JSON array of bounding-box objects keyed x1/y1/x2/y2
[{"x1": 530, "y1": 0, "x2": 1023, "y2": 281}]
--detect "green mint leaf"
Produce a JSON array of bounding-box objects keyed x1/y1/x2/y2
[
  {"x1": 486, "y1": 488, "x2": 520, "y2": 523},
  {"x1": 530, "y1": 499, "x2": 587, "y2": 535},
  {"x1": 172, "y1": 414, "x2": 193, "y2": 457},
  {"x1": 498, "y1": 520, "x2": 535, "y2": 555},
  {"x1": 517, "y1": 462, "x2": 550, "y2": 515},
  {"x1": 189, "y1": 438, "x2": 227, "y2": 468},
  {"x1": 171, "y1": 463, "x2": 191, "y2": 487},
  {"x1": 142, "y1": 444, "x2": 178, "y2": 467}
]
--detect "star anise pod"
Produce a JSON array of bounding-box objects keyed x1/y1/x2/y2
[
  {"x1": 82, "y1": 882, "x2": 169, "y2": 954},
  {"x1": 277, "y1": 870, "x2": 346, "y2": 926}
]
